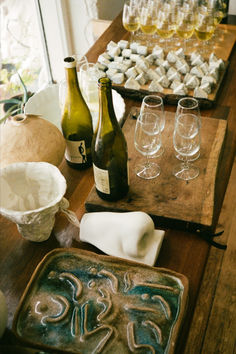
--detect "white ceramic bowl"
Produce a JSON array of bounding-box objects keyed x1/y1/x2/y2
[
  {"x1": 25, "y1": 84, "x2": 125, "y2": 131},
  {"x1": 25, "y1": 85, "x2": 61, "y2": 130}
]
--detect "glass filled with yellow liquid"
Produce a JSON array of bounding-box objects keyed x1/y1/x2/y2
[
  {"x1": 175, "y1": 6, "x2": 196, "y2": 53},
  {"x1": 211, "y1": 0, "x2": 229, "y2": 44},
  {"x1": 195, "y1": 9, "x2": 216, "y2": 55},
  {"x1": 156, "y1": 3, "x2": 176, "y2": 50},
  {"x1": 122, "y1": 0, "x2": 140, "y2": 42},
  {"x1": 139, "y1": 1, "x2": 157, "y2": 47}
]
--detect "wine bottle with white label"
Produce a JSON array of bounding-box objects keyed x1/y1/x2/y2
[
  {"x1": 91, "y1": 77, "x2": 129, "y2": 201},
  {"x1": 61, "y1": 56, "x2": 93, "y2": 170}
]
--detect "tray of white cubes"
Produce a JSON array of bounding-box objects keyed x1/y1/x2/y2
[{"x1": 94, "y1": 39, "x2": 228, "y2": 108}]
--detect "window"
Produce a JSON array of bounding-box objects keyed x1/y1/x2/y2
[
  {"x1": 0, "y1": 0, "x2": 124, "y2": 104},
  {"x1": 0, "y1": 0, "x2": 49, "y2": 100}
]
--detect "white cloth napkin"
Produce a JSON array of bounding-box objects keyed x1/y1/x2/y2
[{"x1": 80, "y1": 211, "x2": 165, "y2": 266}]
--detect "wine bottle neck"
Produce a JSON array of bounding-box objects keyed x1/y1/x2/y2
[
  {"x1": 65, "y1": 66, "x2": 81, "y2": 93},
  {"x1": 99, "y1": 85, "x2": 118, "y2": 127}
]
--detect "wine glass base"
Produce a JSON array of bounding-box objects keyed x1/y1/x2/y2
[
  {"x1": 173, "y1": 163, "x2": 199, "y2": 180},
  {"x1": 175, "y1": 151, "x2": 200, "y2": 162},
  {"x1": 135, "y1": 162, "x2": 161, "y2": 179}
]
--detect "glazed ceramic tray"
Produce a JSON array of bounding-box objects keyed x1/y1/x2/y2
[{"x1": 13, "y1": 248, "x2": 188, "y2": 354}]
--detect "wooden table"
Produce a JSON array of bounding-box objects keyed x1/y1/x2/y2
[{"x1": 0, "y1": 13, "x2": 236, "y2": 354}]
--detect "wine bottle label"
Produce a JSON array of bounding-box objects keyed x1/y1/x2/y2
[
  {"x1": 65, "y1": 140, "x2": 87, "y2": 164},
  {"x1": 93, "y1": 164, "x2": 110, "y2": 194}
]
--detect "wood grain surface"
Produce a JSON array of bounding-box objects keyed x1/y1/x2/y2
[
  {"x1": 184, "y1": 157, "x2": 236, "y2": 354},
  {"x1": 86, "y1": 110, "x2": 227, "y2": 233}
]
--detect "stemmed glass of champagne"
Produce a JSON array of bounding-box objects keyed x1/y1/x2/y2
[
  {"x1": 194, "y1": 5, "x2": 216, "y2": 55},
  {"x1": 156, "y1": 1, "x2": 177, "y2": 51},
  {"x1": 140, "y1": 95, "x2": 165, "y2": 157},
  {"x1": 210, "y1": 0, "x2": 228, "y2": 45},
  {"x1": 134, "y1": 112, "x2": 162, "y2": 179},
  {"x1": 173, "y1": 113, "x2": 201, "y2": 180},
  {"x1": 175, "y1": 3, "x2": 196, "y2": 53},
  {"x1": 122, "y1": 0, "x2": 140, "y2": 42},
  {"x1": 139, "y1": 0, "x2": 157, "y2": 47}
]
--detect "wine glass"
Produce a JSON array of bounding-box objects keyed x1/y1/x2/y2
[
  {"x1": 175, "y1": 3, "x2": 196, "y2": 53},
  {"x1": 122, "y1": 0, "x2": 140, "y2": 42},
  {"x1": 194, "y1": 6, "x2": 216, "y2": 55},
  {"x1": 173, "y1": 113, "x2": 201, "y2": 180},
  {"x1": 156, "y1": 1, "x2": 177, "y2": 51},
  {"x1": 140, "y1": 95, "x2": 165, "y2": 157},
  {"x1": 79, "y1": 63, "x2": 100, "y2": 124},
  {"x1": 175, "y1": 97, "x2": 201, "y2": 161},
  {"x1": 209, "y1": 0, "x2": 228, "y2": 45},
  {"x1": 134, "y1": 112, "x2": 162, "y2": 179},
  {"x1": 72, "y1": 54, "x2": 88, "y2": 73},
  {"x1": 139, "y1": 0, "x2": 157, "y2": 47}
]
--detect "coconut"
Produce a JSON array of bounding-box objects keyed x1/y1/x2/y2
[{"x1": 0, "y1": 114, "x2": 66, "y2": 168}]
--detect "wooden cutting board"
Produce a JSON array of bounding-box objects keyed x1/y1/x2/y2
[
  {"x1": 95, "y1": 25, "x2": 236, "y2": 108},
  {"x1": 85, "y1": 109, "x2": 227, "y2": 234}
]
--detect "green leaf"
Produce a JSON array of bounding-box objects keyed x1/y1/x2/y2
[
  {"x1": 17, "y1": 72, "x2": 28, "y2": 104},
  {"x1": 0, "y1": 98, "x2": 22, "y2": 105},
  {"x1": 0, "y1": 104, "x2": 21, "y2": 124}
]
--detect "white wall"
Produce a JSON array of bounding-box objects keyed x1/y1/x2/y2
[
  {"x1": 96, "y1": 0, "x2": 125, "y2": 20},
  {"x1": 65, "y1": 0, "x2": 125, "y2": 55},
  {"x1": 40, "y1": 0, "x2": 125, "y2": 82},
  {"x1": 229, "y1": 0, "x2": 236, "y2": 15}
]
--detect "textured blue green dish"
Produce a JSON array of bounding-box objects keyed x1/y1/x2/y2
[{"x1": 13, "y1": 248, "x2": 188, "y2": 353}]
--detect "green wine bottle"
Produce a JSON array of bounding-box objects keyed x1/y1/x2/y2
[
  {"x1": 91, "y1": 77, "x2": 129, "y2": 201},
  {"x1": 61, "y1": 56, "x2": 93, "y2": 170}
]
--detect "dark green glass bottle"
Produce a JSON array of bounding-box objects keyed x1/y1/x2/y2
[
  {"x1": 61, "y1": 57, "x2": 93, "y2": 170},
  {"x1": 91, "y1": 77, "x2": 129, "y2": 201}
]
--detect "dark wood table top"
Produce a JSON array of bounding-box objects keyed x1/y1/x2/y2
[{"x1": 0, "y1": 12, "x2": 236, "y2": 354}]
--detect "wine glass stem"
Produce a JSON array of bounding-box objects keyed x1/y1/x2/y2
[
  {"x1": 182, "y1": 157, "x2": 189, "y2": 170},
  {"x1": 183, "y1": 39, "x2": 186, "y2": 52},
  {"x1": 164, "y1": 39, "x2": 167, "y2": 52},
  {"x1": 130, "y1": 31, "x2": 135, "y2": 42},
  {"x1": 145, "y1": 155, "x2": 150, "y2": 169}
]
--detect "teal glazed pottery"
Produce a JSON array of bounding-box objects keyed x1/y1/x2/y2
[{"x1": 13, "y1": 248, "x2": 188, "y2": 353}]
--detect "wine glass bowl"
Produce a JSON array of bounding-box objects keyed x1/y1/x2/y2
[
  {"x1": 173, "y1": 113, "x2": 201, "y2": 180},
  {"x1": 139, "y1": 1, "x2": 157, "y2": 45},
  {"x1": 134, "y1": 112, "x2": 162, "y2": 179},
  {"x1": 176, "y1": 97, "x2": 200, "y2": 119},
  {"x1": 79, "y1": 63, "x2": 100, "y2": 113},
  {"x1": 175, "y1": 97, "x2": 201, "y2": 161},
  {"x1": 72, "y1": 54, "x2": 88, "y2": 72},
  {"x1": 140, "y1": 95, "x2": 165, "y2": 157}
]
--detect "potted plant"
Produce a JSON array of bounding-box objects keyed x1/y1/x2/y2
[{"x1": 0, "y1": 72, "x2": 32, "y2": 124}]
